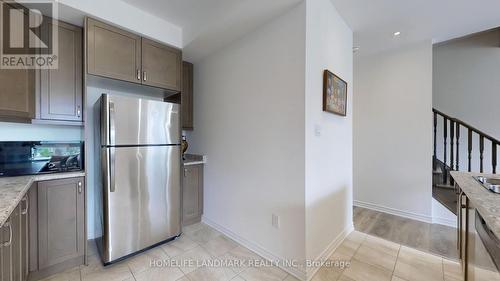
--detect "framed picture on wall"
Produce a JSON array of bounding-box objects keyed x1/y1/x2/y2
[{"x1": 323, "y1": 69, "x2": 347, "y2": 116}]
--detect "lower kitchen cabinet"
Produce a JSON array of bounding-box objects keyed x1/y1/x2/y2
[
  {"x1": 0, "y1": 196, "x2": 29, "y2": 281},
  {"x1": 182, "y1": 164, "x2": 204, "y2": 226},
  {"x1": 34, "y1": 177, "x2": 85, "y2": 273},
  {"x1": 1, "y1": 212, "x2": 13, "y2": 281}
]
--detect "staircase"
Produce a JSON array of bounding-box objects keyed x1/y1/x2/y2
[{"x1": 432, "y1": 108, "x2": 499, "y2": 214}]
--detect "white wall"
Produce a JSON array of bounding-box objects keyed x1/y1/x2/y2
[
  {"x1": 433, "y1": 29, "x2": 500, "y2": 174},
  {"x1": 0, "y1": 122, "x2": 82, "y2": 141},
  {"x1": 304, "y1": 0, "x2": 353, "y2": 270},
  {"x1": 186, "y1": 2, "x2": 307, "y2": 276},
  {"x1": 431, "y1": 198, "x2": 456, "y2": 227},
  {"x1": 56, "y1": 0, "x2": 182, "y2": 48},
  {"x1": 353, "y1": 41, "x2": 433, "y2": 221}
]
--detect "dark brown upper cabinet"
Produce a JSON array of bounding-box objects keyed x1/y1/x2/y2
[
  {"x1": 182, "y1": 61, "x2": 194, "y2": 130},
  {"x1": 0, "y1": 68, "x2": 35, "y2": 123},
  {"x1": 86, "y1": 18, "x2": 182, "y2": 92},
  {"x1": 37, "y1": 21, "x2": 83, "y2": 123},
  {"x1": 142, "y1": 38, "x2": 181, "y2": 91},
  {"x1": 86, "y1": 18, "x2": 142, "y2": 84},
  {"x1": 0, "y1": 0, "x2": 35, "y2": 123}
]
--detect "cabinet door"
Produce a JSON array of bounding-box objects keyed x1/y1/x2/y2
[
  {"x1": 11, "y1": 206, "x2": 20, "y2": 281},
  {"x1": 141, "y1": 38, "x2": 181, "y2": 91},
  {"x1": 181, "y1": 62, "x2": 193, "y2": 130},
  {"x1": 40, "y1": 21, "x2": 83, "y2": 122},
  {"x1": 0, "y1": 218, "x2": 12, "y2": 281},
  {"x1": 459, "y1": 193, "x2": 468, "y2": 278},
  {"x1": 182, "y1": 165, "x2": 203, "y2": 226},
  {"x1": 87, "y1": 18, "x2": 142, "y2": 84},
  {"x1": 0, "y1": 68, "x2": 35, "y2": 122},
  {"x1": 37, "y1": 177, "x2": 85, "y2": 270},
  {"x1": 20, "y1": 196, "x2": 28, "y2": 281}
]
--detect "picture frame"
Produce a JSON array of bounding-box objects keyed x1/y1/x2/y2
[{"x1": 323, "y1": 69, "x2": 348, "y2": 116}]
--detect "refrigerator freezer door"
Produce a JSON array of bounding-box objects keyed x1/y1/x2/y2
[
  {"x1": 101, "y1": 94, "x2": 180, "y2": 146},
  {"x1": 101, "y1": 145, "x2": 181, "y2": 263}
]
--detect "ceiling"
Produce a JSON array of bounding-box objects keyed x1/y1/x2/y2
[
  {"x1": 330, "y1": 0, "x2": 500, "y2": 56},
  {"x1": 121, "y1": 0, "x2": 302, "y2": 62},
  {"x1": 120, "y1": 0, "x2": 500, "y2": 60}
]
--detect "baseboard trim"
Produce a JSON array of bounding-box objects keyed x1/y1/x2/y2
[
  {"x1": 354, "y1": 200, "x2": 457, "y2": 228},
  {"x1": 354, "y1": 200, "x2": 433, "y2": 223},
  {"x1": 305, "y1": 225, "x2": 353, "y2": 281},
  {"x1": 432, "y1": 216, "x2": 456, "y2": 228},
  {"x1": 202, "y1": 216, "x2": 307, "y2": 281}
]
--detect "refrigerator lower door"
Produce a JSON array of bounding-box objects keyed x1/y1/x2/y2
[{"x1": 101, "y1": 145, "x2": 181, "y2": 263}]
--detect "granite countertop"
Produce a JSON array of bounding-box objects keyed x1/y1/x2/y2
[
  {"x1": 0, "y1": 171, "x2": 85, "y2": 228},
  {"x1": 183, "y1": 154, "x2": 206, "y2": 166},
  {"x1": 450, "y1": 171, "x2": 500, "y2": 238}
]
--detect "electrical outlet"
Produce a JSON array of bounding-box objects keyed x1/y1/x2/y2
[{"x1": 272, "y1": 214, "x2": 280, "y2": 229}]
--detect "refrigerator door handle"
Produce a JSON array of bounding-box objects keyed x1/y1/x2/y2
[
  {"x1": 109, "y1": 147, "x2": 116, "y2": 192},
  {"x1": 109, "y1": 101, "x2": 116, "y2": 145}
]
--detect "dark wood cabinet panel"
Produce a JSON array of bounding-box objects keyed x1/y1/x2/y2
[
  {"x1": 86, "y1": 17, "x2": 182, "y2": 92},
  {"x1": 87, "y1": 18, "x2": 142, "y2": 84},
  {"x1": 37, "y1": 177, "x2": 85, "y2": 270},
  {"x1": 0, "y1": 202, "x2": 28, "y2": 281},
  {"x1": 1, "y1": 216, "x2": 13, "y2": 281},
  {"x1": 141, "y1": 38, "x2": 181, "y2": 91},
  {"x1": 11, "y1": 205, "x2": 20, "y2": 281},
  {"x1": 0, "y1": 68, "x2": 35, "y2": 122},
  {"x1": 39, "y1": 21, "x2": 83, "y2": 122},
  {"x1": 0, "y1": 2, "x2": 35, "y2": 123},
  {"x1": 182, "y1": 165, "x2": 203, "y2": 226},
  {"x1": 181, "y1": 61, "x2": 194, "y2": 130},
  {"x1": 20, "y1": 196, "x2": 28, "y2": 281}
]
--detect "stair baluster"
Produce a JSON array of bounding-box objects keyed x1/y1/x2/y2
[
  {"x1": 468, "y1": 129, "x2": 472, "y2": 172},
  {"x1": 493, "y1": 144, "x2": 497, "y2": 174},
  {"x1": 433, "y1": 111, "x2": 437, "y2": 170},
  {"x1": 456, "y1": 122, "x2": 460, "y2": 171},
  {"x1": 443, "y1": 117, "x2": 448, "y2": 183},
  {"x1": 480, "y1": 136, "x2": 485, "y2": 173}
]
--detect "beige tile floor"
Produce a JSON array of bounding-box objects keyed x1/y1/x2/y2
[{"x1": 39, "y1": 223, "x2": 463, "y2": 281}]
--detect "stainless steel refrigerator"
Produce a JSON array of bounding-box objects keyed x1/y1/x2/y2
[{"x1": 94, "y1": 94, "x2": 181, "y2": 264}]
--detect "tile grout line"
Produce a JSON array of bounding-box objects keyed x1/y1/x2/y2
[
  {"x1": 390, "y1": 243, "x2": 402, "y2": 279},
  {"x1": 334, "y1": 232, "x2": 366, "y2": 280},
  {"x1": 441, "y1": 259, "x2": 445, "y2": 281}
]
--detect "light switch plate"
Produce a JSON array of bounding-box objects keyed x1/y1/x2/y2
[
  {"x1": 272, "y1": 214, "x2": 280, "y2": 228},
  {"x1": 314, "y1": 125, "x2": 322, "y2": 137}
]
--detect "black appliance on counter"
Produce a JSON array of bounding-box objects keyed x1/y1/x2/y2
[{"x1": 0, "y1": 141, "x2": 84, "y2": 177}]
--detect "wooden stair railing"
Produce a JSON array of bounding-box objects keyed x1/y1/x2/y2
[{"x1": 433, "y1": 108, "x2": 499, "y2": 178}]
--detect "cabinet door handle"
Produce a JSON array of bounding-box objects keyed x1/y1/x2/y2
[
  {"x1": 1, "y1": 221, "x2": 12, "y2": 247},
  {"x1": 78, "y1": 181, "x2": 82, "y2": 194},
  {"x1": 77, "y1": 106, "x2": 81, "y2": 118},
  {"x1": 143, "y1": 71, "x2": 147, "y2": 82},
  {"x1": 21, "y1": 196, "x2": 29, "y2": 215},
  {"x1": 137, "y1": 69, "x2": 141, "y2": 80}
]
